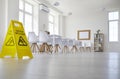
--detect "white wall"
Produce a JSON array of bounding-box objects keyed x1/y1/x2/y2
[
  {"x1": 38, "y1": 7, "x2": 63, "y2": 35},
  {"x1": 0, "y1": 0, "x2": 6, "y2": 49},
  {"x1": 39, "y1": 10, "x2": 49, "y2": 31},
  {"x1": 59, "y1": 15, "x2": 66, "y2": 37},
  {"x1": 0, "y1": 0, "x2": 19, "y2": 49},
  {"x1": 65, "y1": 4, "x2": 120, "y2": 52},
  {"x1": 6, "y1": 0, "x2": 19, "y2": 27},
  {"x1": 37, "y1": 0, "x2": 63, "y2": 35}
]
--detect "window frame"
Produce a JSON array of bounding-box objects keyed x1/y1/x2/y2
[
  {"x1": 108, "y1": 11, "x2": 119, "y2": 42},
  {"x1": 48, "y1": 14, "x2": 55, "y2": 34},
  {"x1": 19, "y1": 0, "x2": 34, "y2": 35}
]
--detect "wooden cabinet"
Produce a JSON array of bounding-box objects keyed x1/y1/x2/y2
[{"x1": 94, "y1": 33, "x2": 104, "y2": 52}]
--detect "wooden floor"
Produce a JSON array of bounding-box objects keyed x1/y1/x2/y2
[{"x1": 0, "y1": 52, "x2": 120, "y2": 79}]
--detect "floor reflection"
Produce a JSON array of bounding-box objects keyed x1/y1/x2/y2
[{"x1": 108, "y1": 53, "x2": 120, "y2": 79}]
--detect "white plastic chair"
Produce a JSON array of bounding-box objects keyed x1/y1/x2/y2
[
  {"x1": 85, "y1": 41, "x2": 92, "y2": 52},
  {"x1": 49, "y1": 35, "x2": 62, "y2": 53},
  {"x1": 52, "y1": 38, "x2": 62, "y2": 53},
  {"x1": 28, "y1": 32, "x2": 39, "y2": 53},
  {"x1": 38, "y1": 31, "x2": 51, "y2": 53},
  {"x1": 68, "y1": 39, "x2": 78, "y2": 53},
  {"x1": 76, "y1": 41, "x2": 85, "y2": 52},
  {"x1": 61, "y1": 38, "x2": 69, "y2": 53}
]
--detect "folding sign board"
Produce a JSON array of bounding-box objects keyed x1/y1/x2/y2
[{"x1": 0, "y1": 20, "x2": 33, "y2": 59}]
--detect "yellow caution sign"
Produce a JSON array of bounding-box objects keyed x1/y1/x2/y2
[{"x1": 0, "y1": 20, "x2": 33, "y2": 59}]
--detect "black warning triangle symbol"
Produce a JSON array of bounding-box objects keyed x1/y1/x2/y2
[
  {"x1": 18, "y1": 36, "x2": 27, "y2": 46},
  {"x1": 6, "y1": 37, "x2": 15, "y2": 46}
]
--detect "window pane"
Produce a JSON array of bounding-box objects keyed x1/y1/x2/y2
[
  {"x1": 25, "y1": 3, "x2": 32, "y2": 14},
  {"x1": 54, "y1": 25, "x2": 58, "y2": 35},
  {"x1": 109, "y1": 12, "x2": 119, "y2": 20},
  {"x1": 25, "y1": 14, "x2": 32, "y2": 36},
  {"x1": 19, "y1": 11, "x2": 23, "y2": 23},
  {"x1": 48, "y1": 23, "x2": 54, "y2": 34},
  {"x1": 49, "y1": 15, "x2": 54, "y2": 23},
  {"x1": 19, "y1": 0, "x2": 24, "y2": 10},
  {"x1": 109, "y1": 21, "x2": 118, "y2": 42}
]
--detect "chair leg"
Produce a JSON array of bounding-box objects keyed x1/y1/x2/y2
[
  {"x1": 30, "y1": 43, "x2": 39, "y2": 53},
  {"x1": 79, "y1": 47, "x2": 85, "y2": 52},
  {"x1": 65, "y1": 46, "x2": 69, "y2": 53},
  {"x1": 48, "y1": 45, "x2": 53, "y2": 53},
  {"x1": 45, "y1": 44, "x2": 50, "y2": 53},
  {"x1": 33, "y1": 44, "x2": 35, "y2": 52},
  {"x1": 54, "y1": 44, "x2": 60, "y2": 53},
  {"x1": 43, "y1": 43, "x2": 52, "y2": 54},
  {"x1": 71, "y1": 45, "x2": 78, "y2": 53},
  {"x1": 30, "y1": 44, "x2": 34, "y2": 52},
  {"x1": 39, "y1": 44, "x2": 45, "y2": 53},
  {"x1": 74, "y1": 45, "x2": 78, "y2": 52},
  {"x1": 54, "y1": 45, "x2": 57, "y2": 53},
  {"x1": 36, "y1": 44, "x2": 40, "y2": 51},
  {"x1": 86, "y1": 47, "x2": 91, "y2": 52}
]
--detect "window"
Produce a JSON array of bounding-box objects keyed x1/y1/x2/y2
[
  {"x1": 108, "y1": 11, "x2": 119, "y2": 42},
  {"x1": 48, "y1": 14, "x2": 54, "y2": 34},
  {"x1": 48, "y1": 9, "x2": 59, "y2": 35},
  {"x1": 19, "y1": 0, "x2": 33, "y2": 36}
]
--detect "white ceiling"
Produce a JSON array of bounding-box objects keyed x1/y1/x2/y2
[{"x1": 45, "y1": 0, "x2": 120, "y2": 15}]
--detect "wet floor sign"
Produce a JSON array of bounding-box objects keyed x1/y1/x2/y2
[{"x1": 0, "y1": 20, "x2": 33, "y2": 59}]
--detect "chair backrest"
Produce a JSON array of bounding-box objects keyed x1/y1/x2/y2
[
  {"x1": 85, "y1": 41, "x2": 92, "y2": 47},
  {"x1": 49, "y1": 35, "x2": 62, "y2": 46},
  {"x1": 76, "y1": 40, "x2": 82, "y2": 46},
  {"x1": 68, "y1": 39, "x2": 74, "y2": 46},
  {"x1": 55, "y1": 38, "x2": 62, "y2": 45},
  {"x1": 38, "y1": 31, "x2": 49, "y2": 43},
  {"x1": 28, "y1": 32, "x2": 38, "y2": 43},
  {"x1": 82, "y1": 41, "x2": 85, "y2": 47},
  {"x1": 61, "y1": 38, "x2": 69, "y2": 46},
  {"x1": 49, "y1": 34, "x2": 61, "y2": 38}
]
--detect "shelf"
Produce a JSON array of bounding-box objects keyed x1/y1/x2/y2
[{"x1": 94, "y1": 33, "x2": 104, "y2": 52}]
